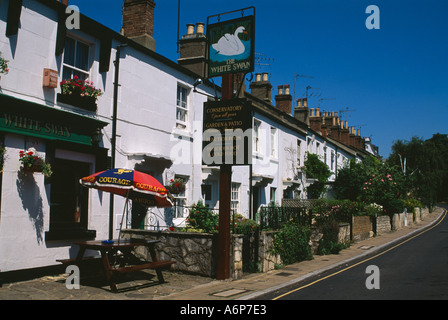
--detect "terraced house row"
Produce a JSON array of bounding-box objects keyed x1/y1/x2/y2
[{"x1": 0, "y1": 0, "x2": 378, "y2": 274}]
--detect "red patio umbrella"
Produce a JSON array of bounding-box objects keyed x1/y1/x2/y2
[
  {"x1": 80, "y1": 169, "x2": 173, "y2": 240},
  {"x1": 80, "y1": 168, "x2": 173, "y2": 208}
]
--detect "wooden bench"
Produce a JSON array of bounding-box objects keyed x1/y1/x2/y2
[
  {"x1": 56, "y1": 255, "x2": 102, "y2": 265},
  {"x1": 113, "y1": 260, "x2": 176, "y2": 274},
  {"x1": 62, "y1": 240, "x2": 176, "y2": 292}
]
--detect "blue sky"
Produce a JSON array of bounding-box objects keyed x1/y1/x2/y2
[{"x1": 69, "y1": 0, "x2": 448, "y2": 158}]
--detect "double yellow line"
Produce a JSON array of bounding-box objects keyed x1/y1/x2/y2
[{"x1": 273, "y1": 209, "x2": 448, "y2": 300}]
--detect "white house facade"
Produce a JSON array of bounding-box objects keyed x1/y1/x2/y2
[{"x1": 0, "y1": 0, "x2": 377, "y2": 274}]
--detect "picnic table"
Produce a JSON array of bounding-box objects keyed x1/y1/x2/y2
[{"x1": 57, "y1": 239, "x2": 175, "y2": 293}]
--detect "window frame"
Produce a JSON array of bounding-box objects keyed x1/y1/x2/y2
[
  {"x1": 176, "y1": 84, "x2": 189, "y2": 130},
  {"x1": 173, "y1": 175, "x2": 189, "y2": 218},
  {"x1": 270, "y1": 126, "x2": 278, "y2": 159},
  {"x1": 231, "y1": 182, "x2": 241, "y2": 214},
  {"x1": 62, "y1": 36, "x2": 92, "y2": 81},
  {"x1": 253, "y1": 119, "x2": 262, "y2": 154}
]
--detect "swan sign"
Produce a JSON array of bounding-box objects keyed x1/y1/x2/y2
[{"x1": 207, "y1": 16, "x2": 255, "y2": 78}]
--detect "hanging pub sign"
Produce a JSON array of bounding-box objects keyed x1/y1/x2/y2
[
  {"x1": 202, "y1": 98, "x2": 252, "y2": 166},
  {"x1": 206, "y1": 15, "x2": 255, "y2": 78}
]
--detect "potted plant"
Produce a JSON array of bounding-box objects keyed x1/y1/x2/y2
[
  {"x1": 19, "y1": 148, "x2": 53, "y2": 178},
  {"x1": 58, "y1": 76, "x2": 103, "y2": 111},
  {"x1": 165, "y1": 178, "x2": 186, "y2": 194}
]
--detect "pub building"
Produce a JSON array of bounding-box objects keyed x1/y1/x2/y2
[
  {"x1": 0, "y1": 0, "x2": 377, "y2": 279},
  {"x1": 0, "y1": 0, "x2": 216, "y2": 276}
]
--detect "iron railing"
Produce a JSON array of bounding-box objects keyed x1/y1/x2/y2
[{"x1": 258, "y1": 205, "x2": 311, "y2": 230}]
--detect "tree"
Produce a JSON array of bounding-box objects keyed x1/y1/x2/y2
[
  {"x1": 387, "y1": 133, "x2": 448, "y2": 209},
  {"x1": 303, "y1": 152, "x2": 332, "y2": 199}
]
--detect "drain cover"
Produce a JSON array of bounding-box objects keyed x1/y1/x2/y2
[
  {"x1": 275, "y1": 272, "x2": 294, "y2": 277},
  {"x1": 211, "y1": 289, "x2": 249, "y2": 297}
]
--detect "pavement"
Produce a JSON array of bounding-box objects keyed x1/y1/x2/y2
[{"x1": 0, "y1": 206, "x2": 445, "y2": 301}]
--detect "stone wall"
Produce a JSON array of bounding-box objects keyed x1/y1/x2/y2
[
  {"x1": 258, "y1": 231, "x2": 281, "y2": 272},
  {"x1": 121, "y1": 230, "x2": 219, "y2": 277},
  {"x1": 376, "y1": 215, "x2": 392, "y2": 235},
  {"x1": 310, "y1": 223, "x2": 351, "y2": 254},
  {"x1": 122, "y1": 229, "x2": 247, "y2": 280}
]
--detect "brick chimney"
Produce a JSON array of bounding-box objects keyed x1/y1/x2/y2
[
  {"x1": 340, "y1": 121, "x2": 350, "y2": 145},
  {"x1": 309, "y1": 107, "x2": 322, "y2": 133},
  {"x1": 249, "y1": 73, "x2": 272, "y2": 102},
  {"x1": 275, "y1": 84, "x2": 292, "y2": 114},
  {"x1": 294, "y1": 98, "x2": 309, "y2": 125},
  {"x1": 327, "y1": 112, "x2": 341, "y2": 141},
  {"x1": 121, "y1": 0, "x2": 156, "y2": 51},
  {"x1": 177, "y1": 22, "x2": 207, "y2": 77}
]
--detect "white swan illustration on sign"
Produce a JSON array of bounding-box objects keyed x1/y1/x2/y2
[{"x1": 212, "y1": 26, "x2": 248, "y2": 56}]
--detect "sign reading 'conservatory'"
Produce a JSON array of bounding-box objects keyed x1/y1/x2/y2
[
  {"x1": 207, "y1": 15, "x2": 255, "y2": 78},
  {"x1": 203, "y1": 99, "x2": 252, "y2": 166}
]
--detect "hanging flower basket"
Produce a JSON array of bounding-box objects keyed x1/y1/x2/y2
[
  {"x1": 165, "y1": 178, "x2": 186, "y2": 195},
  {"x1": 19, "y1": 148, "x2": 53, "y2": 178},
  {"x1": 0, "y1": 52, "x2": 9, "y2": 75}
]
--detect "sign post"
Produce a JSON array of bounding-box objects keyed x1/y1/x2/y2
[{"x1": 204, "y1": 8, "x2": 255, "y2": 280}]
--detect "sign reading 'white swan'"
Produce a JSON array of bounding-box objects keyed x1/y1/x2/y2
[{"x1": 207, "y1": 15, "x2": 255, "y2": 78}]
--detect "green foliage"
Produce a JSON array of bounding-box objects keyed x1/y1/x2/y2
[
  {"x1": 387, "y1": 134, "x2": 448, "y2": 209},
  {"x1": 303, "y1": 152, "x2": 332, "y2": 199},
  {"x1": 402, "y1": 198, "x2": 422, "y2": 213},
  {"x1": 186, "y1": 200, "x2": 218, "y2": 233},
  {"x1": 233, "y1": 217, "x2": 259, "y2": 234},
  {"x1": 333, "y1": 155, "x2": 408, "y2": 215},
  {"x1": 317, "y1": 219, "x2": 347, "y2": 255},
  {"x1": 271, "y1": 222, "x2": 313, "y2": 265}
]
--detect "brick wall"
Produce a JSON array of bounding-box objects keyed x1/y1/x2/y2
[
  {"x1": 122, "y1": 0, "x2": 155, "y2": 38},
  {"x1": 352, "y1": 216, "x2": 373, "y2": 242}
]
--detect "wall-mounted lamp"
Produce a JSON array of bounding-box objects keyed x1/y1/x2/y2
[{"x1": 193, "y1": 78, "x2": 218, "y2": 99}]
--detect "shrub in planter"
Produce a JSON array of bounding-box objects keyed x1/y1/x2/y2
[
  {"x1": 186, "y1": 200, "x2": 218, "y2": 233},
  {"x1": 271, "y1": 222, "x2": 313, "y2": 265}
]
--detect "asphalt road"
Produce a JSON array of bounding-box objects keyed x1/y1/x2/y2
[{"x1": 260, "y1": 209, "x2": 448, "y2": 300}]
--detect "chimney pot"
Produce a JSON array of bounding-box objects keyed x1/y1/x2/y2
[
  {"x1": 278, "y1": 85, "x2": 284, "y2": 95},
  {"x1": 255, "y1": 73, "x2": 261, "y2": 82},
  {"x1": 284, "y1": 84, "x2": 290, "y2": 95},
  {"x1": 297, "y1": 99, "x2": 302, "y2": 107},
  {"x1": 186, "y1": 23, "x2": 195, "y2": 35},
  {"x1": 61, "y1": 0, "x2": 68, "y2": 5},
  {"x1": 196, "y1": 22, "x2": 205, "y2": 34},
  {"x1": 262, "y1": 73, "x2": 269, "y2": 81},
  {"x1": 303, "y1": 98, "x2": 308, "y2": 108}
]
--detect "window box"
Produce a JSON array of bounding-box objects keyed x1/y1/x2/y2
[{"x1": 57, "y1": 93, "x2": 97, "y2": 112}]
